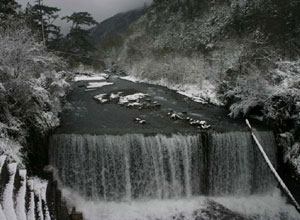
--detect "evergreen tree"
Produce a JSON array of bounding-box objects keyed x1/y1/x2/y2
[
  {"x1": 0, "y1": 0, "x2": 20, "y2": 20},
  {"x1": 25, "y1": 1, "x2": 61, "y2": 47},
  {"x1": 62, "y1": 12, "x2": 97, "y2": 29},
  {"x1": 62, "y1": 12, "x2": 98, "y2": 64}
]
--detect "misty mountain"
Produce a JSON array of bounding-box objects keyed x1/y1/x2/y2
[{"x1": 89, "y1": 7, "x2": 146, "y2": 49}]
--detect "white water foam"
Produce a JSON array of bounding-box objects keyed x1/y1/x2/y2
[
  {"x1": 214, "y1": 189, "x2": 300, "y2": 220},
  {"x1": 60, "y1": 187, "x2": 299, "y2": 220}
]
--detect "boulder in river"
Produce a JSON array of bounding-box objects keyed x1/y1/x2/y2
[
  {"x1": 94, "y1": 93, "x2": 109, "y2": 103},
  {"x1": 133, "y1": 118, "x2": 147, "y2": 124}
]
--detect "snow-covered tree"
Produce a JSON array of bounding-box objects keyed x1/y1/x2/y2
[
  {"x1": 25, "y1": 1, "x2": 62, "y2": 48},
  {"x1": 0, "y1": 18, "x2": 70, "y2": 165},
  {"x1": 0, "y1": 0, "x2": 20, "y2": 20}
]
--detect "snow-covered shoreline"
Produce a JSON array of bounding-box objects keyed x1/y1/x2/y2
[
  {"x1": 74, "y1": 73, "x2": 109, "y2": 82},
  {"x1": 120, "y1": 75, "x2": 223, "y2": 106}
]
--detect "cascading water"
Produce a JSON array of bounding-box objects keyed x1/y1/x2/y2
[
  {"x1": 49, "y1": 131, "x2": 300, "y2": 220},
  {"x1": 49, "y1": 131, "x2": 277, "y2": 199}
]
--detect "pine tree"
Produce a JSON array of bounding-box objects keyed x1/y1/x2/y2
[
  {"x1": 25, "y1": 1, "x2": 61, "y2": 47},
  {"x1": 0, "y1": 0, "x2": 20, "y2": 20},
  {"x1": 62, "y1": 12, "x2": 97, "y2": 29},
  {"x1": 62, "y1": 12, "x2": 98, "y2": 64}
]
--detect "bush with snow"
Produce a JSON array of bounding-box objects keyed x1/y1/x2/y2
[
  {"x1": 0, "y1": 19, "x2": 71, "y2": 164},
  {"x1": 285, "y1": 142, "x2": 300, "y2": 175},
  {"x1": 223, "y1": 61, "x2": 300, "y2": 126}
]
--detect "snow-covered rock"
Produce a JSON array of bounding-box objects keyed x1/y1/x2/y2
[
  {"x1": 94, "y1": 94, "x2": 109, "y2": 103},
  {"x1": 94, "y1": 92, "x2": 124, "y2": 104},
  {"x1": 86, "y1": 82, "x2": 114, "y2": 89},
  {"x1": 110, "y1": 92, "x2": 123, "y2": 100},
  {"x1": 170, "y1": 113, "x2": 184, "y2": 120},
  {"x1": 127, "y1": 102, "x2": 143, "y2": 107},
  {"x1": 119, "y1": 93, "x2": 148, "y2": 105},
  {"x1": 74, "y1": 74, "x2": 108, "y2": 82},
  {"x1": 133, "y1": 118, "x2": 147, "y2": 124}
]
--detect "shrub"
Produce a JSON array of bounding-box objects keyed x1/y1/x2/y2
[{"x1": 0, "y1": 18, "x2": 71, "y2": 165}]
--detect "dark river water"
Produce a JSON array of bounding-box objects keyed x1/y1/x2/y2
[{"x1": 56, "y1": 75, "x2": 265, "y2": 135}]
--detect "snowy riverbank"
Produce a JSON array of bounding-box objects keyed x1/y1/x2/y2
[{"x1": 120, "y1": 75, "x2": 223, "y2": 106}]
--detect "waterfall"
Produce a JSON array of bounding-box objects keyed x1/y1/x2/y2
[
  {"x1": 49, "y1": 131, "x2": 277, "y2": 201},
  {"x1": 208, "y1": 131, "x2": 276, "y2": 195}
]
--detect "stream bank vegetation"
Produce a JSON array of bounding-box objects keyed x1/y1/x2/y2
[
  {"x1": 0, "y1": 0, "x2": 100, "y2": 173},
  {"x1": 0, "y1": 16, "x2": 70, "y2": 169}
]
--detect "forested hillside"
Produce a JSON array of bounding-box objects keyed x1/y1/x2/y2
[{"x1": 90, "y1": 8, "x2": 145, "y2": 49}]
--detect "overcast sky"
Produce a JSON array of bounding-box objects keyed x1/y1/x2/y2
[{"x1": 17, "y1": 0, "x2": 152, "y2": 34}]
